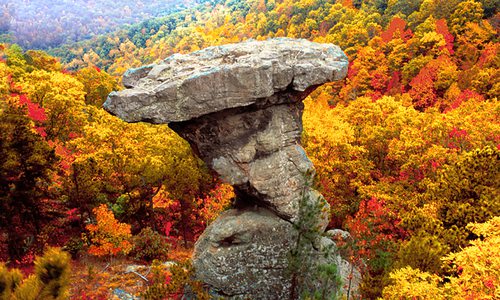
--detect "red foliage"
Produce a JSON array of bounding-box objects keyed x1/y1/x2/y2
[
  {"x1": 409, "y1": 55, "x2": 456, "y2": 110},
  {"x1": 446, "y1": 89, "x2": 484, "y2": 112},
  {"x1": 35, "y1": 127, "x2": 47, "y2": 137},
  {"x1": 367, "y1": 90, "x2": 383, "y2": 101},
  {"x1": 8, "y1": 76, "x2": 22, "y2": 93},
  {"x1": 10, "y1": 93, "x2": 48, "y2": 137},
  {"x1": 386, "y1": 71, "x2": 404, "y2": 95},
  {"x1": 50, "y1": 141, "x2": 75, "y2": 172},
  {"x1": 66, "y1": 208, "x2": 80, "y2": 223},
  {"x1": 435, "y1": 19, "x2": 454, "y2": 55},
  {"x1": 398, "y1": 167, "x2": 425, "y2": 183},
  {"x1": 477, "y1": 43, "x2": 498, "y2": 67},
  {"x1": 347, "y1": 61, "x2": 358, "y2": 78},
  {"x1": 16, "y1": 94, "x2": 48, "y2": 122},
  {"x1": 381, "y1": 17, "x2": 413, "y2": 43},
  {"x1": 430, "y1": 159, "x2": 441, "y2": 171},
  {"x1": 163, "y1": 221, "x2": 173, "y2": 237},
  {"x1": 370, "y1": 69, "x2": 390, "y2": 91},
  {"x1": 447, "y1": 127, "x2": 471, "y2": 150},
  {"x1": 409, "y1": 66, "x2": 438, "y2": 110},
  {"x1": 448, "y1": 127, "x2": 468, "y2": 139},
  {"x1": 345, "y1": 198, "x2": 405, "y2": 264}
]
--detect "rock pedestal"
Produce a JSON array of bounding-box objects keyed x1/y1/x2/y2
[{"x1": 104, "y1": 38, "x2": 358, "y2": 299}]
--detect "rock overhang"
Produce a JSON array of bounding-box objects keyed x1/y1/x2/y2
[
  {"x1": 103, "y1": 38, "x2": 357, "y2": 299},
  {"x1": 103, "y1": 38, "x2": 348, "y2": 124}
]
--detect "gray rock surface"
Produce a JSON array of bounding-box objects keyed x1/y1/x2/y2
[
  {"x1": 104, "y1": 38, "x2": 347, "y2": 123},
  {"x1": 104, "y1": 38, "x2": 358, "y2": 299},
  {"x1": 194, "y1": 208, "x2": 359, "y2": 299},
  {"x1": 193, "y1": 207, "x2": 297, "y2": 299},
  {"x1": 327, "y1": 228, "x2": 353, "y2": 241},
  {"x1": 170, "y1": 101, "x2": 329, "y2": 223}
]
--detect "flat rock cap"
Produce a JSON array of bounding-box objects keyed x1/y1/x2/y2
[{"x1": 104, "y1": 38, "x2": 348, "y2": 123}]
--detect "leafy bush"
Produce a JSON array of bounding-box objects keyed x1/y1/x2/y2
[
  {"x1": 141, "y1": 259, "x2": 208, "y2": 300},
  {"x1": 63, "y1": 236, "x2": 84, "y2": 258},
  {"x1": 131, "y1": 227, "x2": 170, "y2": 262},
  {"x1": 0, "y1": 264, "x2": 23, "y2": 300},
  {"x1": 85, "y1": 204, "x2": 133, "y2": 257}
]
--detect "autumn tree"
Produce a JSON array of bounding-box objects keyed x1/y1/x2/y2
[
  {"x1": 427, "y1": 146, "x2": 500, "y2": 251},
  {"x1": 24, "y1": 50, "x2": 63, "y2": 72},
  {"x1": 0, "y1": 247, "x2": 70, "y2": 300},
  {"x1": 75, "y1": 66, "x2": 119, "y2": 107},
  {"x1": 67, "y1": 106, "x2": 212, "y2": 244},
  {"x1": 382, "y1": 217, "x2": 500, "y2": 300},
  {"x1": 19, "y1": 70, "x2": 87, "y2": 141},
  {"x1": 449, "y1": 0, "x2": 484, "y2": 36}
]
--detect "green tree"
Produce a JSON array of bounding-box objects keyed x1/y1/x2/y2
[{"x1": 0, "y1": 99, "x2": 58, "y2": 260}]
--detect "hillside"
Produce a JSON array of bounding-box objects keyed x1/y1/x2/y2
[
  {"x1": 0, "y1": 0, "x2": 499, "y2": 299},
  {"x1": 0, "y1": 0, "x2": 213, "y2": 49}
]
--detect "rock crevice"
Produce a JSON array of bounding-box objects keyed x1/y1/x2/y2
[{"x1": 104, "y1": 38, "x2": 359, "y2": 299}]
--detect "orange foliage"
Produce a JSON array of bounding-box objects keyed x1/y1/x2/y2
[
  {"x1": 381, "y1": 17, "x2": 413, "y2": 43},
  {"x1": 85, "y1": 204, "x2": 133, "y2": 257},
  {"x1": 196, "y1": 183, "x2": 234, "y2": 226}
]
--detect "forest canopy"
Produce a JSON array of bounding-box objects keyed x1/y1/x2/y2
[
  {"x1": 0, "y1": 0, "x2": 215, "y2": 49},
  {"x1": 0, "y1": 0, "x2": 498, "y2": 299}
]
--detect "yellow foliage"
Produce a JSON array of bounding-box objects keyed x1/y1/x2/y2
[
  {"x1": 19, "y1": 70, "x2": 87, "y2": 140},
  {"x1": 1, "y1": 248, "x2": 70, "y2": 300},
  {"x1": 0, "y1": 63, "x2": 10, "y2": 97},
  {"x1": 382, "y1": 217, "x2": 500, "y2": 300},
  {"x1": 381, "y1": 266, "x2": 445, "y2": 300},
  {"x1": 444, "y1": 217, "x2": 500, "y2": 299}
]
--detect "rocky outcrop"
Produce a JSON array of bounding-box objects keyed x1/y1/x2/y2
[
  {"x1": 105, "y1": 38, "x2": 347, "y2": 124},
  {"x1": 104, "y1": 38, "x2": 356, "y2": 299},
  {"x1": 194, "y1": 207, "x2": 297, "y2": 298}
]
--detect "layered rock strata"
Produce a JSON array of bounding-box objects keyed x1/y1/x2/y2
[{"x1": 104, "y1": 38, "x2": 356, "y2": 299}]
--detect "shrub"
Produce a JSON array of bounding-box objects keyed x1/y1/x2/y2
[
  {"x1": 63, "y1": 236, "x2": 84, "y2": 258},
  {"x1": 85, "y1": 204, "x2": 133, "y2": 257},
  {"x1": 131, "y1": 227, "x2": 170, "y2": 262},
  {"x1": 0, "y1": 247, "x2": 70, "y2": 300},
  {"x1": 0, "y1": 264, "x2": 23, "y2": 300},
  {"x1": 141, "y1": 259, "x2": 208, "y2": 300}
]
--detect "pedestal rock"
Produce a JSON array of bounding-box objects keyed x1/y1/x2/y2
[{"x1": 104, "y1": 38, "x2": 357, "y2": 299}]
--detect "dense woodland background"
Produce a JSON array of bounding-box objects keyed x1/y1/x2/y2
[
  {"x1": 0, "y1": 0, "x2": 499, "y2": 299},
  {"x1": 0, "y1": 0, "x2": 209, "y2": 49}
]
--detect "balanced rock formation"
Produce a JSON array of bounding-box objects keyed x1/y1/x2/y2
[{"x1": 104, "y1": 38, "x2": 356, "y2": 299}]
